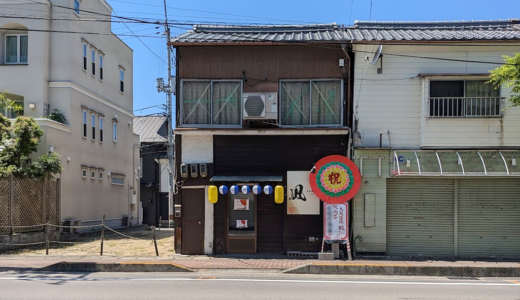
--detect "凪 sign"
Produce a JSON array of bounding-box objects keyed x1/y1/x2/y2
[{"x1": 287, "y1": 171, "x2": 320, "y2": 215}]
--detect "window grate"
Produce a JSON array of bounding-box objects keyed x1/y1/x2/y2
[{"x1": 429, "y1": 97, "x2": 504, "y2": 118}]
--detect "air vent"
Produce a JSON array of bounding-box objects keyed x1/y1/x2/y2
[{"x1": 244, "y1": 95, "x2": 265, "y2": 117}]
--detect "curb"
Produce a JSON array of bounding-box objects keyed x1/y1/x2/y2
[
  {"x1": 40, "y1": 262, "x2": 194, "y2": 273},
  {"x1": 283, "y1": 263, "x2": 520, "y2": 277}
]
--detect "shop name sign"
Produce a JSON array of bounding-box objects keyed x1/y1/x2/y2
[
  {"x1": 287, "y1": 171, "x2": 320, "y2": 215},
  {"x1": 323, "y1": 202, "x2": 348, "y2": 241}
]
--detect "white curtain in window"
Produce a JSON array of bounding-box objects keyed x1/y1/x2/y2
[
  {"x1": 280, "y1": 81, "x2": 310, "y2": 125},
  {"x1": 6, "y1": 36, "x2": 18, "y2": 63},
  {"x1": 465, "y1": 80, "x2": 500, "y2": 116},
  {"x1": 182, "y1": 81, "x2": 211, "y2": 125},
  {"x1": 19, "y1": 35, "x2": 28, "y2": 63},
  {"x1": 212, "y1": 81, "x2": 241, "y2": 125},
  {"x1": 311, "y1": 81, "x2": 341, "y2": 125}
]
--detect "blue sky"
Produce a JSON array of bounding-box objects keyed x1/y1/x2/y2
[{"x1": 106, "y1": 0, "x2": 520, "y2": 116}]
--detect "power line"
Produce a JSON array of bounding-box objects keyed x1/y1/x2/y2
[
  {"x1": 348, "y1": 0, "x2": 354, "y2": 25},
  {"x1": 0, "y1": 26, "x2": 163, "y2": 38},
  {"x1": 134, "y1": 104, "x2": 164, "y2": 112}
]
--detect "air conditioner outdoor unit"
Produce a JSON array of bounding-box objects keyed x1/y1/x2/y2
[{"x1": 243, "y1": 92, "x2": 278, "y2": 120}]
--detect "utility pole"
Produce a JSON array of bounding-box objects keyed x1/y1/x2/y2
[{"x1": 155, "y1": 0, "x2": 175, "y2": 228}]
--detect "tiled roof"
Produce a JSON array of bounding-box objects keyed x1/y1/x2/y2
[
  {"x1": 348, "y1": 19, "x2": 520, "y2": 41},
  {"x1": 170, "y1": 20, "x2": 520, "y2": 44},
  {"x1": 133, "y1": 116, "x2": 168, "y2": 143},
  {"x1": 170, "y1": 23, "x2": 350, "y2": 44}
]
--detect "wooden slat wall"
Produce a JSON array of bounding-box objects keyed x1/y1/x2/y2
[
  {"x1": 178, "y1": 45, "x2": 345, "y2": 93},
  {"x1": 213, "y1": 135, "x2": 346, "y2": 253}
]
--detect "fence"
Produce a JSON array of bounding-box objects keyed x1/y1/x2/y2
[{"x1": 0, "y1": 175, "x2": 60, "y2": 235}]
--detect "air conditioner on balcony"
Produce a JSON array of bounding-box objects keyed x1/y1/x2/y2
[{"x1": 243, "y1": 92, "x2": 277, "y2": 120}]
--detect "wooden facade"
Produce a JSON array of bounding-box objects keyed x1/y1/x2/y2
[{"x1": 173, "y1": 43, "x2": 352, "y2": 255}]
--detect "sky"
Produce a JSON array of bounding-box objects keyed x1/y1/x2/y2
[{"x1": 106, "y1": 0, "x2": 520, "y2": 117}]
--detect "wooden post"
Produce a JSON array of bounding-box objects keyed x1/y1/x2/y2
[
  {"x1": 9, "y1": 174, "x2": 14, "y2": 235},
  {"x1": 100, "y1": 215, "x2": 105, "y2": 256},
  {"x1": 45, "y1": 223, "x2": 50, "y2": 255},
  {"x1": 152, "y1": 226, "x2": 159, "y2": 256}
]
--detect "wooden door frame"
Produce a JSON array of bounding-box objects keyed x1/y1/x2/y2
[
  {"x1": 226, "y1": 187, "x2": 257, "y2": 254},
  {"x1": 181, "y1": 187, "x2": 205, "y2": 255}
]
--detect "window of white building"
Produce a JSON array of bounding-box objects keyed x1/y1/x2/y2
[{"x1": 5, "y1": 34, "x2": 28, "y2": 64}]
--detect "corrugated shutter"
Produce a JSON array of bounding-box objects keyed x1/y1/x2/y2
[
  {"x1": 458, "y1": 179, "x2": 520, "y2": 259},
  {"x1": 387, "y1": 178, "x2": 454, "y2": 257}
]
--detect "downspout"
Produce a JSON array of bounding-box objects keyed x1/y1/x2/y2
[
  {"x1": 341, "y1": 43, "x2": 353, "y2": 158},
  {"x1": 47, "y1": 0, "x2": 53, "y2": 117},
  {"x1": 132, "y1": 143, "x2": 140, "y2": 225}
]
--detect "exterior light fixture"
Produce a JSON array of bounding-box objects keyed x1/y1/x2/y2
[{"x1": 29, "y1": 103, "x2": 36, "y2": 109}]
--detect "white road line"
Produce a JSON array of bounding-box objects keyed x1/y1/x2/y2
[{"x1": 0, "y1": 277, "x2": 518, "y2": 286}]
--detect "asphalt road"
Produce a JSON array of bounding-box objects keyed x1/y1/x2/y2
[{"x1": 0, "y1": 271, "x2": 519, "y2": 300}]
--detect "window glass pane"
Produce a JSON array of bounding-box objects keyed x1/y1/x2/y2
[
  {"x1": 112, "y1": 177, "x2": 124, "y2": 185},
  {"x1": 212, "y1": 81, "x2": 241, "y2": 125},
  {"x1": 91, "y1": 50, "x2": 95, "y2": 62},
  {"x1": 83, "y1": 44, "x2": 87, "y2": 56},
  {"x1": 99, "y1": 117, "x2": 103, "y2": 129},
  {"x1": 120, "y1": 70, "x2": 124, "y2": 81},
  {"x1": 465, "y1": 81, "x2": 499, "y2": 97},
  {"x1": 311, "y1": 80, "x2": 341, "y2": 125},
  {"x1": 113, "y1": 123, "x2": 117, "y2": 141},
  {"x1": 6, "y1": 36, "x2": 18, "y2": 63},
  {"x1": 74, "y1": 0, "x2": 80, "y2": 14},
  {"x1": 182, "y1": 81, "x2": 211, "y2": 125},
  {"x1": 99, "y1": 55, "x2": 103, "y2": 67},
  {"x1": 280, "y1": 81, "x2": 310, "y2": 125},
  {"x1": 19, "y1": 35, "x2": 28, "y2": 63},
  {"x1": 430, "y1": 81, "x2": 464, "y2": 97},
  {"x1": 83, "y1": 111, "x2": 87, "y2": 123},
  {"x1": 91, "y1": 114, "x2": 95, "y2": 126}
]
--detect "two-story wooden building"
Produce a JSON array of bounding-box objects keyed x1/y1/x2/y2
[
  {"x1": 170, "y1": 24, "x2": 353, "y2": 255},
  {"x1": 349, "y1": 20, "x2": 520, "y2": 259}
]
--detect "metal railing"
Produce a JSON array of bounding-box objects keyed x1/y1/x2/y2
[{"x1": 428, "y1": 97, "x2": 504, "y2": 118}]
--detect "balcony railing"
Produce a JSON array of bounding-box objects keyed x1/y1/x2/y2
[{"x1": 428, "y1": 97, "x2": 504, "y2": 118}]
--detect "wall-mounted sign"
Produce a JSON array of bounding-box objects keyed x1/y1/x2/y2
[
  {"x1": 234, "y1": 199, "x2": 249, "y2": 210},
  {"x1": 287, "y1": 171, "x2": 320, "y2": 215},
  {"x1": 236, "y1": 220, "x2": 248, "y2": 228},
  {"x1": 309, "y1": 155, "x2": 362, "y2": 204},
  {"x1": 323, "y1": 202, "x2": 348, "y2": 241}
]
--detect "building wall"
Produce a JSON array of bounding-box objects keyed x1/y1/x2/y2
[
  {"x1": 352, "y1": 44, "x2": 520, "y2": 149},
  {"x1": 352, "y1": 149, "x2": 391, "y2": 253},
  {"x1": 0, "y1": 0, "x2": 138, "y2": 226}
]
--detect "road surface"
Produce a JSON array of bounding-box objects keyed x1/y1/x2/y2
[{"x1": 0, "y1": 271, "x2": 519, "y2": 300}]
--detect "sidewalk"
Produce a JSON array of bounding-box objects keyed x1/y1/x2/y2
[{"x1": 1, "y1": 255, "x2": 519, "y2": 277}]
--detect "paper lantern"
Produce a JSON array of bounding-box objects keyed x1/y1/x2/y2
[
  {"x1": 208, "y1": 185, "x2": 218, "y2": 204},
  {"x1": 230, "y1": 185, "x2": 239, "y2": 195},
  {"x1": 219, "y1": 185, "x2": 228, "y2": 195},
  {"x1": 252, "y1": 185, "x2": 262, "y2": 195},
  {"x1": 263, "y1": 185, "x2": 273, "y2": 195},
  {"x1": 241, "y1": 185, "x2": 251, "y2": 195},
  {"x1": 274, "y1": 185, "x2": 284, "y2": 204}
]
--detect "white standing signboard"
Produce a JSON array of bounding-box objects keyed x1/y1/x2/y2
[
  {"x1": 287, "y1": 171, "x2": 320, "y2": 215},
  {"x1": 323, "y1": 202, "x2": 348, "y2": 241}
]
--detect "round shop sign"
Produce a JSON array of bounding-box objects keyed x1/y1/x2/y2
[{"x1": 309, "y1": 155, "x2": 361, "y2": 204}]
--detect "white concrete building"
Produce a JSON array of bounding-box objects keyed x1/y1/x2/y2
[
  {"x1": 0, "y1": 0, "x2": 140, "y2": 228},
  {"x1": 349, "y1": 20, "x2": 520, "y2": 258}
]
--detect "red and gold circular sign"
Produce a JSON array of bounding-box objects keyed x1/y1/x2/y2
[{"x1": 309, "y1": 155, "x2": 361, "y2": 204}]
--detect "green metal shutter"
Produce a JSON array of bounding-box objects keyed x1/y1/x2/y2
[
  {"x1": 387, "y1": 178, "x2": 454, "y2": 257},
  {"x1": 458, "y1": 179, "x2": 520, "y2": 259}
]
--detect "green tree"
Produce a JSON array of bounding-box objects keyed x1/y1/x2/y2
[
  {"x1": 488, "y1": 52, "x2": 520, "y2": 106},
  {"x1": 0, "y1": 91, "x2": 23, "y2": 118}
]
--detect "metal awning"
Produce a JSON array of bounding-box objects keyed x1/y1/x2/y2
[
  {"x1": 210, "y1": 175, "x2": 283, "y2": 183},
  {"x1": 390, "y1": 150, "x2": 520, "y2": 176}
]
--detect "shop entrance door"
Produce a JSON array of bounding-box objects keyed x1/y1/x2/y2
[
  {"x1": 182, "y1": 189, "x2": 205, "y2": 254},
  {"x1": 227, "y1": 190, "x2": 256, "y2": 253}
]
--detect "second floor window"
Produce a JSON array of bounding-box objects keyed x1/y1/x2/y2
[
  {"x1": 82, "y1": 43, "x2": 87, "y2": 70},
  {"x1": 91, "y1": 49, "x2": 96, "y2": 76},
  {"x1": 113, "y1": 122, "x2": 117, "y2": 142},
  {"x1": 181, "y1": 80, "x2": 242, "y2": 126},
  {"x1": 99, "y1": 54, "x2": 104, "y2": 80},
  {"x1": 119, "y1": 69, "x2": 125, "y2": 93},
  {"x1": 429, "y1": 80, "x2": 502, "y2": 118},
  {"x1": 99, "y1": 116, "x2": 104, "y2": 142},
  {"x1": 5, "y1": 34, "x2": 28, "y2": 64},
  {"x1": 280, "y1": 79, "x2": 342, "y2": 126},
  {"x1": 82, "y1": 110, "x2": 88, "y2": 138},
  {"x1": 91, "y1": 113, "x2": 96, "y2": 140}
]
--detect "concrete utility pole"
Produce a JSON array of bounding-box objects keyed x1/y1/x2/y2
[{"x1": 156, "y1": 0, "x2": 175, "y2": 227}]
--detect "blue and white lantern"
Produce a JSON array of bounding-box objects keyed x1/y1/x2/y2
[
  {"x1": 252, "y1": 185, "x2": 262, "y2": 195},
  {"x1": 219, "y1": 185, "x2": 228, "y2": 195},
  {"x1": 241, "y1": 185, "x2": 251, "y2": 195},
  {"x1": 263, "y1": 185, "x2": 273, "y2": 195},
  {"x1": 230, "y1": 185, "x2": 240, "y2": 195}
]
